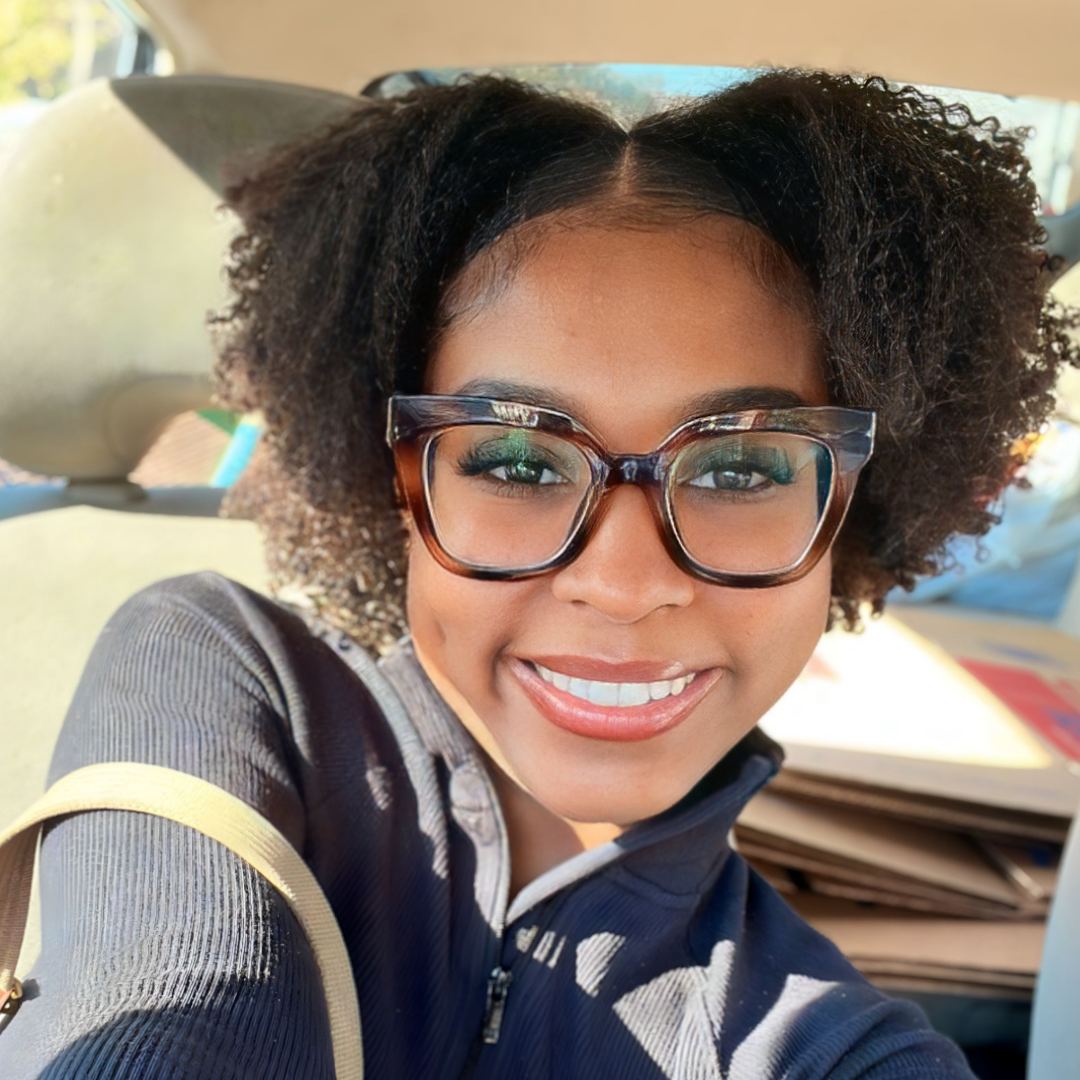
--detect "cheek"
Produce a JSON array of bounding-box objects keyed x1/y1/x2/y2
[
  {"x1": 405, "y1": 531, "x2": 530, "y2": 697},
  {"x1": 719, "y1": 552, "x2": 832, "y2": 712}
]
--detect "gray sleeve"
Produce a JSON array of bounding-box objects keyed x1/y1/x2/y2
[{"x1": 0, "y1": 575, "x2": 335, "y2": 1079}]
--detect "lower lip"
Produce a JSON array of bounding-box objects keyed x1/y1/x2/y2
[{"x1": 509, "y1": 658, "x2": 722, "y2": 743}]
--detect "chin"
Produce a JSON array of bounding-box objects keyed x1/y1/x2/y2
[{"x1": 514, "y1": 755, "x2": 699, "y2": 827}]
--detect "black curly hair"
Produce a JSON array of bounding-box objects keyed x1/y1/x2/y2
[{"x1": 213, "y1": 69, "x2": 1080, "y2": 654}]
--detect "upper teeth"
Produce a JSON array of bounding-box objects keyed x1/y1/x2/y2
[{"x1": 533, "y1": 663, "x2": 697, "y2": 706}]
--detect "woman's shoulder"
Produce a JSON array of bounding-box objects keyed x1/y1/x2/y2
[
  {"x1": 80, "y1": 569, "x2": 368, "y2": 691},
  {"x1": 62, "y1": 570, "x2": 325, "y2": 742},
  {"x1": 110, "y1": 572, "x2": 383, "y2": 697},
  {"x1": 105, "y1": 569, "x2": 295, "y2": 639},
  {"x1": 46, "y1": 572, "x2": 390, "y2": 839}
]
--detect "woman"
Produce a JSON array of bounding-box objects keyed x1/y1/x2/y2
[{"x1": 4, "y1": 70, "x2": 1075, "y2": 1078}]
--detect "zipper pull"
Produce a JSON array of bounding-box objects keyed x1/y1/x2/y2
[{"x1": 481, "y1": 966, "x2": 513, "y2": 1044}]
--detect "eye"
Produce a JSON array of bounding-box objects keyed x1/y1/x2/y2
[
  {"x1": 488, "y1": 460, "x2": 567, "y2": 486},
  {"x1": 452, "y1": 430, "x2": 578, "y2": 492},
  {"x1": 682, "y1": 444, "x2": 795, "y2": 495},
  {"x1": 688, "y1": 466, "x2": 773, "y2": 492}
]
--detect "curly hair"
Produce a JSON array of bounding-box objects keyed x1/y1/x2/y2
[{"x1": 212, "y1": 70, "x2": 1080, "y2": 654}]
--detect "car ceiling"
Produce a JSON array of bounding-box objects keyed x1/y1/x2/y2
[{"x1": 140, "y1": 0, "x2": 1080, "y2": 103}]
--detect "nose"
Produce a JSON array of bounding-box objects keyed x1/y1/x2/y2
[{"x1": 549, "y1": 486, "x2": 696, "y2": 622}]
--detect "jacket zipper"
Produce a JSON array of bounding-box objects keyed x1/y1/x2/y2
[
  {"x1": 480, "y1": 966, "x2": 514, "y2": 1043},
  {"x1": 458, "y1": 895, "x2": 563, "y2": 1076}
]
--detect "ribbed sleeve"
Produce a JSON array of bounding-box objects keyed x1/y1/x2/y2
[{"x1": 1, "y1": 575, "x2": 334, "y2": 1078}]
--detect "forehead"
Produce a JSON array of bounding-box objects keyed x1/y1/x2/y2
[{"x1": 428, "y1": 218, "x2": 825, "y2": 450}]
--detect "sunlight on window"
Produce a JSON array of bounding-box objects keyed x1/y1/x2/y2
[
  {"x1": 0, "y1": 0, "x2": 170, "y2": 167},
  {"x1": 0, "y1": 0, "x2": 123, "y2": 104}
]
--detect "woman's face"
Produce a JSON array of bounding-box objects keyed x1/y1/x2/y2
[{"x1": 407, "y1": 216, "x2": 831, "y2": 825}]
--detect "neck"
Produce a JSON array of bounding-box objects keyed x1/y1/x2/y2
[{"x1": 486, "y1": 756, "x2": 623, "y2": 900}]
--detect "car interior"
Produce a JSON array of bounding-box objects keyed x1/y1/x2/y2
[{"x1": 2, "y1": 2, "x2": 1080, "y2": 1076}]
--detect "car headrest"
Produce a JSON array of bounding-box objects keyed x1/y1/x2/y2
[{"x1": 0, "y1": 75, "x2": 356, "y2": 482}]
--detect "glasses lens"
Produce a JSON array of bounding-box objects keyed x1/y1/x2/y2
[
  {"x1": 426, "y1": 425, "x2": 592, "y2": 569},
  {"x1": 670, "y1": 432, "x2": 831, "y2": 574}
]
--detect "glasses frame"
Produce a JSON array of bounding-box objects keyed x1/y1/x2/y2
[{"x1": 387, "y1": 394, "x2": 876, "y2": 588}]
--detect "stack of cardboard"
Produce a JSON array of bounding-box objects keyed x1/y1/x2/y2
[
  {"x1": 784, "y1": 895, "x2": 1048, "y2": 998},
  {"x1": 740, "y1": 606, "x2": 1079, "y2": 999}
]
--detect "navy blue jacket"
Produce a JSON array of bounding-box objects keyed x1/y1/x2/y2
[{"x1": 1, "y1": 574, "x2": 975, "y2": 1078}]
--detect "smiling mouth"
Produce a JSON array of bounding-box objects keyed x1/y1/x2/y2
[{"x1": 510, "y1": 657, "x2": 721, "y2": 742}]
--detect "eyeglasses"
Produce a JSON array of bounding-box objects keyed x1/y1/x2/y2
[{"x1": 386, "y1": 394, "x2": 876, "y2": 588}]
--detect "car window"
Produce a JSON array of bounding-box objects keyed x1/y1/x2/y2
[{"x1": 0, "y1": 0, "x2": 173, "y2": 170}]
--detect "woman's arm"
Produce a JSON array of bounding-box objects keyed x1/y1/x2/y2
[{"x1": 0, "y1": 574, "x2": 335, "y2": 1079}]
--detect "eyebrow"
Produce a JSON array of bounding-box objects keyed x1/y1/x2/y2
[{"x1": 453, "y1": 378, "x2": 811, "y2": 421}]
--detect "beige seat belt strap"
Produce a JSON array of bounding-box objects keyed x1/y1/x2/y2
[{"x1": 0, "y1": 762, "x2": 363, "y2": 1080}]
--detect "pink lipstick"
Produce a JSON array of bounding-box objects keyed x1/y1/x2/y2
[{"x1": 509, "y1": 656, "x2": 722, "y2": 742}]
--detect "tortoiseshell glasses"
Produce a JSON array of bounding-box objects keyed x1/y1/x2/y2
[{"x1": 387, "y1": 395, "x2": 876, "y2": 588}]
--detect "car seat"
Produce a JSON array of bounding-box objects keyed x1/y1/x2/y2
[{"x1": 0, "y1": 74, "x2": 356, "y2": 829}]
